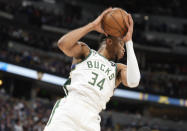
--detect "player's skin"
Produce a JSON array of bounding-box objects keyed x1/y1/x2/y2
[{"x1": 58, "y1": 7, "x2": 135, "y2": 88}]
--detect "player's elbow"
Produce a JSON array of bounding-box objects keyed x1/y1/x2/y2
[
  {"x1": 127, "y1": 74, "x2": 140, "y2": 88},
  {"x1": 128, "y1": 82, "x2": 139, "y2": 88},
  {"x1": 57, "y1": 39, "x2": 69, "y2": 53},
  {"x1": 57, "y1": 40, "x2": 74, "y2": 57},
  {"x1": 57, "y1": 39, "x2": 65, "y2": 50}
]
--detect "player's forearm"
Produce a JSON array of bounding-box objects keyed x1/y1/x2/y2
[
  {"x1": 126, "y1": 40, "x2": 140, "y2": 88},
  {"x1": 57, "y1": 23, "x2": 94, "y2": 51}
]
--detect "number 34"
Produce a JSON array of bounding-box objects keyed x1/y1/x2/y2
[{"x1": 88, "y1": 72, "x2": 105, "y2": 90}]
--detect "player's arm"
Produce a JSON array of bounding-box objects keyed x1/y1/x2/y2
[
  {"x1": 116, "y1": 63, "x2": 127, "y2": 87},
  {"x1": 57, "y1": 8, "x2": 112, "y2": 59},
  {"x1": 116, "y1": 14, "x2": 141, "y2": 88}
]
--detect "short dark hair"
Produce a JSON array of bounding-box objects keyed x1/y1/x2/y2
[
  {"x1": 98, "y1": 34, "x2": 108, "y2": 44},
  {"x1": 98, "y1": 34, "x2": 117, "y2": 47},
  {"x1": 98, "y1": 34, "x2": 107, "y2": 51}
]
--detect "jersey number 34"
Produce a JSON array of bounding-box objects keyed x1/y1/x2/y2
[{"x1": 88, "y1": 72, "x2": 105, "y2": 90}]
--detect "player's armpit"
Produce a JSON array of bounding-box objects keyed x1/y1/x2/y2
[{"x1": 58, "y1": 41, "x2": 90, "y2": 59}]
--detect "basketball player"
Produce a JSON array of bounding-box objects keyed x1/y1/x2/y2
[{"x1": 44, "y1": 8, "x2": 140, "y2": 131}]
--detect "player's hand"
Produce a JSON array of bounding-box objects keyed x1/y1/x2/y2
[
  {"x1": 90, "y1": 7, "x2": 112, "y2": 36},
  {"x1": 123, "y1": 14, "x2": 134, "y2": 43}
]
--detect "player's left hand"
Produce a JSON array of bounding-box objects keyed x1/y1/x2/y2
[
  {"x1": 123, "y1": 14, "x2": 134, "y2": 43},
  {"x1": 90, "y1": 7, "x2": 112, "y2": 36}
]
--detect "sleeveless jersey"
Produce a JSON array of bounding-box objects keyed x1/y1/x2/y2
[{"x1": 65, "y1": 49, "x2": 117, "y2": 111}]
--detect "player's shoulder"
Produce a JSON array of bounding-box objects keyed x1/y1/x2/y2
[
  {"x1": 77, "y1": 41, "x2": 88, "y2": 46},
  {"x1": 72, "y1": 41, "x2": 91, "y2": 64},
  {"x1": 76, "y1": 41, "x2": 90, "y2": 58},
  {"x1": 77, "y1": 41, "x2": 90, "y2": 52}
]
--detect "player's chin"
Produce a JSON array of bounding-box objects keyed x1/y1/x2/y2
[{"x1": 118, "y1": 54, "x2": 124, "y2": 60}]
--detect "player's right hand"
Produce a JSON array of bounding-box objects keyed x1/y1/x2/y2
[
  {"x1": 90, "y1": 7, "x2": 112, "y2": 36},
  {"x1": 123, "y1": 14, "x2": 134, "y2": 43}
]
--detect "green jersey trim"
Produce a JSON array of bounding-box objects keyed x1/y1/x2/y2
[
  {"x1": 76, "y1": 49, "x2": 92, "y2": 65},
  {"x1": 63, "y1": 78, "x2": 71, "y2": 96},
  {"x1": 115, "y1": 63, "x2": 118, "y2": 87},
  {"x1": 47, "y1": 99, "x2": 61, "y2": 126}
]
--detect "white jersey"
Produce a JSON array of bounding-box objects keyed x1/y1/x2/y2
[{"x1": 65, "y1": 49, "x2": 117, "y2": 112}]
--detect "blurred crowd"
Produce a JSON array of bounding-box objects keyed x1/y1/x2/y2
[
  {"x1": 0, "y1": 23, "x2": 59, "y2": 52},
  {"x1": 0, "y1": 1, "x2": 187, "y2": 51},
  {"x1": 0, "y1": 1, "x2": 85, "y2": 29},
  {"x1": 0, "y1": 90, "x2": 49, "y2": 131},
  {"x1": 0, "y1": 49, "x2": 71, "y2": 78},
  {"x1": 135, "y1": 18, "x2": 187, "y2": 35},
  {"x1": 138, "y1": 72, "x2": 187, "y2": 98},
  {"x1": 99, "y1": 0, "x2": 187, "y2": 18},
  {"x1": 0, "y1": 90, "x2": 148, "y2": 131},
  {"x1": 0, "y1": 1, "x2": 187, "y2": 42},
  {"x1": 1, "y1": 88, "x2": 186, "y2": 131},
  {"x1": 1, "y1": 0, "x2": 187, "y2": 27},
  {"x1": 1, "y1": 0, "x2": 187, "y2": 17}
]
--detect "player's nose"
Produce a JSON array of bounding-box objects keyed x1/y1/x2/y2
[{"x1": 122, "y1": 47, "x2": 125, "y2": 53}]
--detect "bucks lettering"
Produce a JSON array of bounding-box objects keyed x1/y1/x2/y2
[{"x1": 87, "y1": 60, "x2": 115, "y2": 80}]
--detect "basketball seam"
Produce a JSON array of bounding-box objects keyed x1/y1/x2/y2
[
  {"x1": 104, "y1": 24, "x2": 122, "y2": 36},
  {"x1": 110, "y1": 13, "x2": 124, "y2": 33},
  {"x1": 119, "y1": 10, "x2": 128, "y2": 32},
  {"x1": 120, "y1": 10, "x2": 128, "y2": 36},
  {"x1": 103, "y1": 21, "x2": 121, "y2": 31}
]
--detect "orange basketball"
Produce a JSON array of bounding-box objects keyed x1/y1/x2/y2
[{"x1": 102, "y1": 8, "x2": 128, "y2": 37}]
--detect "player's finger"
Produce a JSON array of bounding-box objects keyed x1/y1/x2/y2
[
  {"x1": 97, "y1": 26, "x2": 108, "y2": 36},
  {"x1": 125, "y1": 14, "x2": 130, "y2": 29},
  {"x1": 128, "y1": 14, "x2": 134, "y2": 26},
  {"x1": 96, "y1": 7, "x2": 112, "y2": 22},
  {"x1": 104, "y1": 32, "x2": 108, "y2": 36},
  {"x1": 101, "y1": 7, "x2": 112, "y2": 16},
  {"x1": 101, "y1": 29, "x2": 108, "y2": 36}
]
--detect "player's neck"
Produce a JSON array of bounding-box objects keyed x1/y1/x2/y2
[{"x1": 98, "y1": 48, "x2": 112, "y2": 61}]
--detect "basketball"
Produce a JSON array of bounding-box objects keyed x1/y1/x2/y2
[{"x1": 102, "y1": 8, "x2": 128, "y2": 37}]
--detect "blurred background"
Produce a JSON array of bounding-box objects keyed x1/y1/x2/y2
[{"x1": 0, "y1": 0, "x2": 187, "y2": 131}]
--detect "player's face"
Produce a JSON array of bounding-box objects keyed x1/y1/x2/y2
[{"x1": 112, "y1": 37, "x2": 125, "y2": 60}]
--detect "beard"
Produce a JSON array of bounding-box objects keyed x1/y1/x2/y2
[{"x1": 113, "y1": 54, "x2": 118, "y2": 63}]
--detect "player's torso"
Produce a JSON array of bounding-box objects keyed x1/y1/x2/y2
[{"x1": 66, "y1": 49, "x2": 117, "y2": 111}]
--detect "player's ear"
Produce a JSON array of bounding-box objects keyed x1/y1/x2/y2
[{"x1": 106, "y1": 38, "x2": 113, "y2": 46}]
